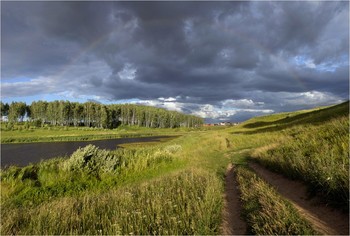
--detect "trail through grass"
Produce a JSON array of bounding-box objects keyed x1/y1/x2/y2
[
  {"x1": 1, "y1": 130, "x2": 231, "y2": 235},
  {"x1": 1, "y1": 101, "x2": 348, "y2": 234},
  {"x1": 235, "y1": 166, "x2": 316, "y2": 235}
]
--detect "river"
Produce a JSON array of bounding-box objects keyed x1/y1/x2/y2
[{"x1": 1, "y1": 136, "x2": 173, "y2": 167}]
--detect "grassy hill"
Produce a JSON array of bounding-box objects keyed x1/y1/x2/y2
[
  {"x1": 237, "y1": 101, "x2": 349, "y2": 133},
  {"x1": 238, "y1": 101, "x2": 349, "y2": 210},
  {"x1": 1, "y1": 101, "x2": 348, "y2": 234}
]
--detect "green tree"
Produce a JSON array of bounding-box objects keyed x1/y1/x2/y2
[
  {"x1": 0, "y1": 102, "x2": 9, "y2": 117},
  {"x1": 8, "y1": 102, "x2": 26, "y2": 123}
]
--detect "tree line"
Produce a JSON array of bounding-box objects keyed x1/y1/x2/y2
[{"x1": 0, "y1": 101, "x2": 203, "y2": 128}]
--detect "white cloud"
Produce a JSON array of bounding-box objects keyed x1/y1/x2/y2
[
  {"x1": 221, "y1": 98, "x2": 263, "y2": 108},
  {"x1": 118, "y1": 63, "x2": 137, "y2": 80},
  {"x1": 305, "y1": 59, "x2": 316, "y2": 69},
  {"x1": 284, "y1": 91, "x2": 344, "y2": 106}
]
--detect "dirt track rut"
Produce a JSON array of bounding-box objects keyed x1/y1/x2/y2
[
  {"x1": 220, "y1": 163, "x2": 247, "y2": 235},
  {"x1": 249, "y1": 162, "x2": 349, "y2": 235}
]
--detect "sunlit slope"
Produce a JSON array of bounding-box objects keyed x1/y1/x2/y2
[
  {"x1": 233, "y1": 101, "x2": 349, "y2": 210},
  {"x1": 238, "y1": 101, "x2": 349, "y2": 132}
]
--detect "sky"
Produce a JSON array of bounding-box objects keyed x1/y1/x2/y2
[{"x1": 1, "y1": 0, "x2": 349, "y2": 122}]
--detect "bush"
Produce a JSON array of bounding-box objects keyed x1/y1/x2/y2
[{"x1": 62, "y1": 145, "x2": 120, "y2": 174}]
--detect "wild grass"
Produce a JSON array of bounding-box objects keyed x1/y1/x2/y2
[
  {"x1": 239, "y1": 101, "x2": 348, "y2": 134},
  {"x1": 1, "y1": 131, "x2": 229, "y2": 235},
  {"x1": 1, "y1": 169, "x2": 223, "y2": 235},
  {"x1": 235, "y1": 166, "x2": 316, "y2": 235},
  {"x1": 230, "y1": 101, "x2": 350, "y2": 210},
  {"x1": 0, "y1": 143, "x2": 183, "y2": 208},
  {"x1": 1, "y1": 101, "x2": 347, "y2": 234},
  {"x1": 0, "y1": 124, "x2": 200, "y2": 143},
  {"x1": 251, "y1": 116, "x2": 349, "y2": 209}
]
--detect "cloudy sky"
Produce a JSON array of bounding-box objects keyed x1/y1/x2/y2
[{"x1": 1, "y1": 1, "x2": 349, "y2": 122}]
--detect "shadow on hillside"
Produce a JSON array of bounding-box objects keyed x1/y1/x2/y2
[{"x1": 233, "y1": 101, "x2": 349, "y2": 135}]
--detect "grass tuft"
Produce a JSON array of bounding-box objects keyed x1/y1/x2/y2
[{"x1": 235, "y1": 166, "x2": 317, "y2": 235}]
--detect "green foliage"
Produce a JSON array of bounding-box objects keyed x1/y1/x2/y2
[
  {"x1": 8, "y1": 102, "x2": 26, "y2": 123},
  {"x1": 236, "y1": 167, "x2": 316, "y2": 235},
  {"x1": 1, "y1": 101, "x2": 348, "y2": 235},
  {"x1": 6, "y1": 100, "x2": 203, "y2": 129},
  {"x1": 0, "y1": 143, "x2": 182, "y2": 208},
  {"x1": 0, "y1": 102, "x2": 9, "y2": 116},
  {"x1": 62, "y1": 145, "x2": 120, "y2": 174}
]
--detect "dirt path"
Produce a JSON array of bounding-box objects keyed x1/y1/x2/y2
[
  {"x1": 220, "y1": 163, "x2": 247, "y2": 235},
  {"x1": 249, "y1": 162, "x2": 349, "y2": 235}
]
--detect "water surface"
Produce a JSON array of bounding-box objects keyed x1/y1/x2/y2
[{"x1": 1, "y1": 136, "x2": 172, "y2": 167}]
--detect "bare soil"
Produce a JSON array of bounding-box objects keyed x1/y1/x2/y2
[
  {"x1": 220, "y1": 163, "x2": 247, "y2": 235},
  {"x1": 249, "y1": 162, "x2": 349, "y2": 235}
]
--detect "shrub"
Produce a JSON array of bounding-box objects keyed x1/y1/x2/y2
[{"x1": 62, "y1": 145, "x2": 120, "y2": 174}]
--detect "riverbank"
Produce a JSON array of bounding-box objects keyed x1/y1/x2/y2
[
  {"x1": 1, "y1": 136, "x2": 177, "y2": 167},
  {"x1": 1, "y1": 102, "x2": 348, "y2": 234},
  {"x1": 0, "y1": 125, "x2": 208, "y2": 144}
]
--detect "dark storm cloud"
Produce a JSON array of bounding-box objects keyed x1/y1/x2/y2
[{"x1": 1, "y1": 1, "x2": 348, "y2": 122}]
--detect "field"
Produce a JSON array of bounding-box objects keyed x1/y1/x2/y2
[
  {"x1": 1, "y1": 101, "x2": 348, "y2": 235},
  {"x1": 0, "y1": 123, "x2": 227, "y2": 143}
]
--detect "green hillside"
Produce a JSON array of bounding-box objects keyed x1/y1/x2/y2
[
  {"x1": 240, "y1": 101, "x2": 349, "y2": 133},
  {"x1": 240, "y1": 101, "x2": 349, "y2": 210},
  {"x1": 1, "y1": 101, "x2": 348, "y2": 234}
]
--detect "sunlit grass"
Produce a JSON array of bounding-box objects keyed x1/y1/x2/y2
[
  {"x1": 1, "y1": 169, "x2": 223, "y2": 235},
  {"x1": 235, "y1": 166, "x2": 316, "y2": 235},
  {"x1": 235, "y1": 101, "x2": 349, "y2": 210},
  {"x1": 0, "y1": 124, "x2": 204, "y2": 143},
  {"x1": 1, "y1": 130, "x2": 228, "y2": 235},
  {"x1": 1, "y1": 101, "x2": 348, "y2": 234},
  {"x1": 251, "y1": 116, "x2": 349, "y2": 209}
]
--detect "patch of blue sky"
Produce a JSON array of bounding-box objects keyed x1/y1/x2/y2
[
  {"x1": 1, "y1": 77, "x2": 32, "y2": 83},
  {"x1": 293, "y1": 55, "x2": 308, "y2": 66},
  {"x1": 1, "y1": 94, "x2": 49, "y2": 104},
  {"x1": 316, "y1": 62, "x2": 339, "y2": 72},
  {"x1": 316, "y1": 55, "x2": 348, "y2": 72},
  {"x1": 293, "y1": 54, "x2": 348, "y2": 72},
  {"x1": 1, "y1": 93, "x2": 88, "y2": 105},
  {"x1": 220, "y1": 106, "x2": 239, "y2": 111},
  {"x1": 114, "y1": 98, "x2": 142, "y2": 104}
]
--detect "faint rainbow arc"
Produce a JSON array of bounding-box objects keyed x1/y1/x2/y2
[{"x1": 52, "y1": 32, "x2": 112, "y2": 80}]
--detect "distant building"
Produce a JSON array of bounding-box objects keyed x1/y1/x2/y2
[
  {"x1": 203, "y1": 121, "x2": 239, "y2": 127},
  {"x1": 203, "y1": 122, "x2": 239, "y2": 127}
]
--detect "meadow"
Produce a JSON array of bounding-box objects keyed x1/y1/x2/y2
[
  {"x1": 0, "y1": 122, "x2": 227, "y2": 143},
  {"x1": 1, "y1": 101, "x2": 348, "y2": 234},
  {"x1": 246, "y1": 101, "x2": 349, "y2": 210}
]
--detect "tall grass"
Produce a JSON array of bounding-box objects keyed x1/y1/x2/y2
[
  {"x1": 1, "y1": 144, "x2": 183, "y2": 208},
  {"x1": 1, "y1": 132, "x2": 230, "y2": 235},
  {"x1": 251, "y1": 116, "x2": 349, "y2": 209},
  {"x1": 235, "y1": 166, "x2": 316, "y2": 235},
  {"x1": 1, "y1": 169, "x2": 223, "y2": 235}
]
